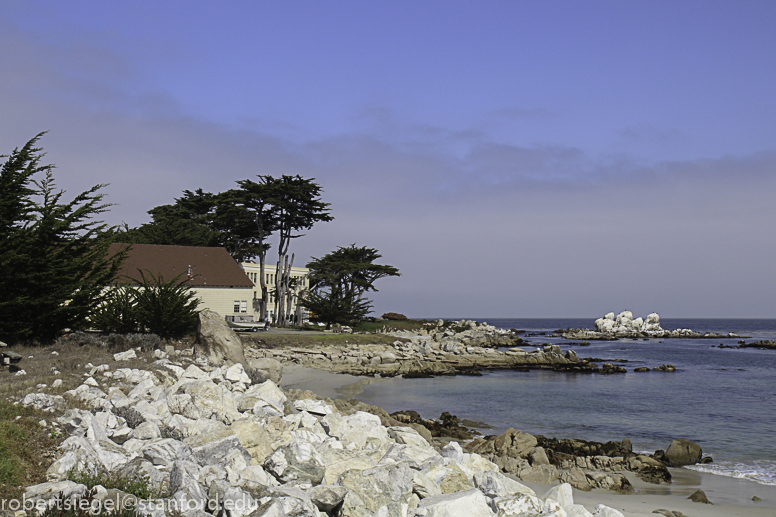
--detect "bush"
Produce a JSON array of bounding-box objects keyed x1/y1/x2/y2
[
  {"x1": 104, "y1": 333, "x2": 161, "y2": 352},
  {"x1": 381, "y1": 312, "x2": 408, "y2": 321},
  {"x1": 131, "y1": 270, "x2": 200, "y2": 339},
  {"x1": 37, "y1": 489, "x2": 140, "y2": 517},
  {"x1": 55, "y1": 331, "x2": 104, "y2": 348},
  {"x1": 67, "y1": 470, "x2": 160, "y2": 500},
  {"x1": 90, "y1": 287, "x2": 138, "y2": 334}
]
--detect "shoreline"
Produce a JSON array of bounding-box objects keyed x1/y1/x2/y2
[{"x1": 281, "y1": 364, "x2": 776, "y2": 516}]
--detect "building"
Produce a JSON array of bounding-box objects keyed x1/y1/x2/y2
[
  {"x1": 239, "y1": 260, "x2": 310, "y2": 323},
  {"x1": 107, "y1": 243, "x2": 309, "y2": 323}
]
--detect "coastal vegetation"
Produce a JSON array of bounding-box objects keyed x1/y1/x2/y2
[
  {"x1": 302, "y1": 244, "x2": 400, "y2": 328},
  {"x1": 1, "y1": 133, "x2": 404, "y2": 344},
  {"x1": 0, "y1": 134, "x2": 126, "y2": 345},
  {"x1": 114, "y1": 175, "x2": 333, "y2": 325}
]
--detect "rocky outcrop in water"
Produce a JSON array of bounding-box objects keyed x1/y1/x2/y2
[
  {"x1": 562, "y1": 311, "x2": 738, "y2": 340},
  {"x1": 464, "y1": 428, "x2": 678, "y2": 492},
  {"x1": 250, "y1": 321, "x2": 601, "y2": 377}
]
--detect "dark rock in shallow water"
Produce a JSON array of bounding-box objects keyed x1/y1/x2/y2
[
  {"x1": 664, "y1": 438, "x2": 703, "y2": 467},
  {"x1": 389, "y1": 410, "x2": 478, "y2": 440},
  {"x1": 634, "y1": 367, "x2": 650, "y2": 372},
  {"x1": 738, "y1": 340, "x2": 776, "y2": 350},
  {"x1": 601, "y1": 362, "x2": 627, "y2": 374},
  {"x1": 653, "y1": 364, "x2": 676, "y2": 372}
]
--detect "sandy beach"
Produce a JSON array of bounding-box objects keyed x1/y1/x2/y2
[{"x1": 281, "y1": 364, "x2": 776, "y2": 517}]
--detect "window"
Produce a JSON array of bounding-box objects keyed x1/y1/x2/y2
[
  {"x1": 233, "y1": 301, "x2": 240, "y2": 313},
  {"x1": 240, "y1": 301, "x2": 247, "y2": 313}
]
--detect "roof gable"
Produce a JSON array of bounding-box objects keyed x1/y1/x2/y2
[{"x1": 108, "y1": 243, "x2": 254, "y2": 288}]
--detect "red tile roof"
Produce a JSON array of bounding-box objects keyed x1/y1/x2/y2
[{"x1": 108, "y1": 243, "x2": 254, "y2": 288}]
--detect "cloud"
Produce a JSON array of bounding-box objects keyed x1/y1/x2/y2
[{"x1": 2, "y1": 18, "x2": 775, "y2": 318}]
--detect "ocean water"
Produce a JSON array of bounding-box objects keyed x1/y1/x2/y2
[{"x1": 355, "y1": 318, "x2": 776, "y2": 486}]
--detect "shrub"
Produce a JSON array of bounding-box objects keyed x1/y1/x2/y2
[
  {"x1": 55, "y1": 332, "x2": 104, "y2": 348},
  {"x1": 37, "y1": 488, "x2": 140, "y2": 517},
  {"x1": 89, "y1": 287, "x2": 138, "y2": 334},
  {"x1": 67, "y1": 470, "x2": 159, "y2": 500},
  {"x1": 104, "y1": 333, "x2": 161, "y2": 352},
  {"x1": 381, "y1": 312, "x2": 408, "y2": 321},
  {"x1": 131, "y1": 270, "x2": 200, "y2": 339}
]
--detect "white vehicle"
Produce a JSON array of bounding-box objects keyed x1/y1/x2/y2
[{"x1": 225, "y1": 315, "x2": 269, "y2": 332}]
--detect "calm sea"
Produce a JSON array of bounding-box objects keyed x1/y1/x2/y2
[{"x1": 355, "y1": 318, "x2": 776, "y2": 486}]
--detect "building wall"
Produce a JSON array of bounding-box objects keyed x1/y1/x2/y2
[
  {"x1": 191, "y1": 286, "x2": 255, "y2": 319},
  {"x1": 240, "y1": 262, "x2": 309, "y2": 322}
]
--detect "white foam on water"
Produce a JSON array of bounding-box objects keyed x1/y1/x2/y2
[{"x1": 685, "y1": 460, "x2": 776, "y2": 486}]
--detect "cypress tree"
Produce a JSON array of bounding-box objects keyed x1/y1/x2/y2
[{"x1": 0, "y1": 134, "x2": 125, "y2": 344}]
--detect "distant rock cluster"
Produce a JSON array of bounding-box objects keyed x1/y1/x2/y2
[
  {"x1": 563, "y1": 311, "x2": 736, "y2": 340},
  {"x1": 594, "y1": 311, "x2": 663, "y2": 335}
]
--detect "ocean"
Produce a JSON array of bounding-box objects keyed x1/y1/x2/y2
[{"x1": 354, "y1": 318, "x2": 776, "y2": 486}]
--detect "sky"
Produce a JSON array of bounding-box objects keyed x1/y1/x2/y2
[{"x1": 2, "y1": 1, "x2": 775, "y2": 319}]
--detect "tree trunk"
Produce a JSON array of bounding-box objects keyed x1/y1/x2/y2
[{"x1": 258, "y1": 250, "x2": 268, "y2": 321}]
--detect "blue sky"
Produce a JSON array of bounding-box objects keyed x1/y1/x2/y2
[{"x1": 2, "y1": 1, "x2": 775, "y2": 318}]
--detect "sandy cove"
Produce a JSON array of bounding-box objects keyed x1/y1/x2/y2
[{"x1": 281, "y1": 364, "x2": 776, "y2": 517}]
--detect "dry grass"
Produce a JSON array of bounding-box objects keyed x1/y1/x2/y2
[
  {"x1": 0, "y1": 401, "x2": 63, "y2": 501},
  {"x1": 0, "y1": 337, "x2": 187, "y2": 502},
  {"x1": 242, "y1": 332, "x2": 406, "y2": 350}
]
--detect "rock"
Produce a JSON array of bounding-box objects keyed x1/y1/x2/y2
[
  {"x1": 591, "y1": 504, "x2": 625, "y2": 517},
  {"x1": 248, "y1": 357, "x2": 283, "y2": 383},
  {"x1": 339, "y1": 462, "x2": 414, "y2": 517},
  {"x1": 413, "y1": 470, "x2": 442, "y2": 498},
  {"x1": 688, "y1": 489, "x2": 712, "y2": 504},
  {"x1": 519, "y1": 464, "x2": 559, "y2": 484},
  {"x1": 544, "y1": 483, "x2": 574, "y2": 512},
  {"x1": 21, "y1": 393, "x2": 67, "y2": 412},
  {"x1": 492, "y1": 493, "x2": 544, "y2": 516},
  {"x1": 225, "y1": 363, "x2": 252, "y2": 384},
  {"x1": 529, "y1": 446, "x2": 550, "y2": 465},
  {"x1": 264, "y1": 439, "x2": 325, "y2": 485},
  {"x1": 142, "y1": 438, "x2": 193, "y2": 467},
  {"x1": 116, "y1": 458, "x2": 168, "y2": 495},
  {"x1": 230, "y1": 418, "x2": 274, "y2": 464},
  {"x1": 239, "y1": 380, "x2": 287, "y2": 415},
  {"x1": 664, "y1": 439, "x2": 702, "y2": 467},
  {"x1": 293, "y1": 398, "x2": 335, "y2": 416},
  {"x1": 133, "y1": 421, "x2": 161, "y2": 440},
  {"x1": 113, "y1": 350, "x2": 137, "y2": 361},
  {"x1": 185, "y1": 427, "x2": 251, "y2": 467},
  {"x1": 473, "y1": 470, "x2": 535, "y2": 498},
  {"x1": 441, "y1": 441, "x2": 464, "y2": 463},
  {"x1": 169, "y1": 459, "x2": 207, "y2": 512},
  {"x1": 307, "y1": 485, "x2": 348, "y2": 512},
  {"x1": 194, "y1": 309, "x2": 248, "y2": 367},
  {"x1": 417, "y1": 489, "x2": 494, "y2": 517}
]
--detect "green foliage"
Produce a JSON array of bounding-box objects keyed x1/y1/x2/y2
[
  {"x1": 0, "y1": 402, "x2": 28, "y2": 485},
  {"x1": 37, "y1": 489, "x2": 141, "y2": 517},
  {"x1": 67, "y1": 470, "x2": 161, "y2": 500},
  {"x1": 89, "y1": 287, "x2": 139, "y2": 334},
  {"x1": 381, "y1": 312, "x2": 408, "y2": 321},
  {"x1": 131, "y1": 270, "x2": 201, "y2": 339},
  {"x1": 302, "y1": 288, "x2": 372, "y2": 328},
  {"x1": 0, "y1": 134, "x2": 126, "y2": 344},
  {"x1": 302, "y1": 244, "x2": 400, "y2": 326}
]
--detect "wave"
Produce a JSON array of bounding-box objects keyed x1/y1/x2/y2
[{"x1": 684, "y1": 460, "x2": 776, "y2": 486}]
